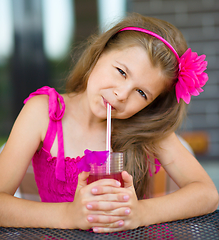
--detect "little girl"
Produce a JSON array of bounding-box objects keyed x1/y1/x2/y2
[{"x1": 0, "y1": 13, "x2": 218, "y2": 232}]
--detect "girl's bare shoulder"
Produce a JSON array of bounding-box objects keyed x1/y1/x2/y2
[
  {"x1": 24, "y1": 94, "x2": 49, "y2": 113},
  {"x1": 18, "y1": 94, "x2": 51, "y2": 142}
]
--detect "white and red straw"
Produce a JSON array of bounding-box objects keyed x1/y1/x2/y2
[
  {"x1": 106, "y1": 103, "x2": 111, "y2": 174},
  {"x1": 106, "y1": 103, "x2": 111, "y2": 151}
]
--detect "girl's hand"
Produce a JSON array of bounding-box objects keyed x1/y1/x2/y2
[
  {"x1": 65, "y1": 171, "x2": 128, "y2": 230},
  {"x1": 89, "y1": 171, "x2": 144, "y2": 233}
]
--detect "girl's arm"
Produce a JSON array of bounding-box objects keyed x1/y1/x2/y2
[
  {"x1": 0, "y1": 173, "x2": 125, "y2": 229},
  {"x1": 142, "y1": 133, "x2": 219, "y2": 220},
  {"x1": 0, "y1": 96, "x2": 128, "y2": 229},
  {"x1": 135, "y1": 132, "x2": 218, "y2": 227},
  {"x1": 0, "y1": 95, "x2": 67, "y2": 228},
  {"x1": 0, "y1": 96, "x2": 77, "y2": 228}
]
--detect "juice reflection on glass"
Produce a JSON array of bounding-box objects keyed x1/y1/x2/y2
[{"x1": 87, "y1": 152, "x2": 124, "y2": 187}]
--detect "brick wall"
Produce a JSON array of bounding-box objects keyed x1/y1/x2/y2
[{"x1": 130, "y1": 0, "x2": 219, "y2": 161}]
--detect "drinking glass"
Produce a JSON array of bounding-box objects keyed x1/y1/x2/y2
[{"x1": 87, "y1": 152, "x2": 124, "y2": 187}]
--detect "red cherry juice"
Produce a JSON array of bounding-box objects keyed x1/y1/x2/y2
[{"x1": 88, "y1": 172, "x2": 124, "y2": 187}]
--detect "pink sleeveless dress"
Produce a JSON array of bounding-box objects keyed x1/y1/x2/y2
[
  {"x1": 24, "y1": 86, "x2": 83, "y2": 203},
  {"x1": 24, "y1": 86, "x2": 161, "y2": 202}
]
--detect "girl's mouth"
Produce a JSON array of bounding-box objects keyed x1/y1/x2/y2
[{"x1": 102, "y1": 97, "x2": 115, "y2": 110}]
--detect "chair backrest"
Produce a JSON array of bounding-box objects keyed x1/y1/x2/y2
[
  {"x1": 19, "y1": 162, "x2": 41, "y2": 201},
  {"x1": 181, "y1": 131, "x2": 209, "y2": 155},
  {"x1": 0, "y1": 143, "x2": 5, "y2": 153}
]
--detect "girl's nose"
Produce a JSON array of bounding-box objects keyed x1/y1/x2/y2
[{"x1": 113, "y1": 86, "x2": 131, "y2": 102}]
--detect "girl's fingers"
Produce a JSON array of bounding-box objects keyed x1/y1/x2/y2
[
  {"x1": 87, "y1": 215, "x2": 123, "y2": 224},
  {"x1": 87, "y1": 200, "x2": 131, "y2": 213},
  {"x1": 75, "y1": 171, "x2": 89, "y2": 192},
  {"x1": 91, "y1": 184, "x2": 130, "y2": 195},
  {"x1": 93, "y1": 225, "x2": 124, "y2": 233},
  {"x1": 88, "y1": 191, "x2": 130, "y2": 202},
  {"x1": 90, "y1": 173, "x2": 134, "y2": 196},
  {"x1": 87, "y1": 215, "x2": 126, "y2": 231},
  {"x1": 76, "y1": 174, "x2": 121, "y2": 195},
  {"x1": 87, "y1": 204, "x2": 131, "y2": 217},
  {"x1": 122, "y1": 171, "x2": 133, "y2": 188},
  {"x1": 92, "y1": 220, "x2": 126, "y2": 233},
  {"x1": 90, "y1": 178, "x2": 121, "y2": 189}
]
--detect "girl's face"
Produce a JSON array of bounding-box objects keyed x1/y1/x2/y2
[{"x1": 86, "y1": 45, "x2": 166, "y2": 120}]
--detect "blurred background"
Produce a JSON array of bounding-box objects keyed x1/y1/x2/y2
[{"x1": 0, "y1": 0, "x2": 219, "y2": 194}]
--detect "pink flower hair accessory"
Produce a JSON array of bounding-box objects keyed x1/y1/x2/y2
[
  {"x1": 118, "y1": 27, "x2": 209, "y2": 104},
  {"x1": 176, "y1": 48, "x2": 208, "y2": 104}
]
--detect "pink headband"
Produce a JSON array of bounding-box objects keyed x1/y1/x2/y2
[{"x1": 118, "y1": 27, "x2": 208, "y2": 104}]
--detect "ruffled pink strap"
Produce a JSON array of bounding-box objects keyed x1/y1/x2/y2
[
  {"x1": 24, "y1": 86, "x2": 66, "y2": 181},
  {"x1": 24, "y1": 86, "x2": 65, "y2": 120}
]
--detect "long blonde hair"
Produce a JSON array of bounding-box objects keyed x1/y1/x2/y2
[{"x1": 66, "y1": 13, "x2": 188, "y2": 199}]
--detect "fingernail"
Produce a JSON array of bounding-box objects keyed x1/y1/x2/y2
[
  {"x1": 93, "y1": 227, "x2": 98, "y2": 233},
  {"x1": 125, "y1": 208, "x2": 131, "y2": 215},
  {"x1": 119, "y1": 220, "x2": 124, "y2": 227},
  {"x1": 123, "y1": 195, "x2": 129, "y2": 201},
  {"x1": 87, "y1": 216, "x2": 93, "y2": 222},
  {"x1": 86, "y1": 204, "x2": 92, "y2": 209},
  {"x1": 91, "y1": 188, "x2": 98, "y2": 194},
  {"x1": 116, "y1": 181, "x2": 121, "y2": 187}
]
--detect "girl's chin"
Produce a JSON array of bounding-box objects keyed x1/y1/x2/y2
[{"x1": 91, "y1": 110, "x2": 107, "y2": 120}]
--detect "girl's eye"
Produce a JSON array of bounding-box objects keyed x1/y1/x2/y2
[
  {"x1": 137, "y1": 89, "x2": 147, "y2": 99},
  {"x1": 117, "y1": 68, "x2": 126, "y2": 77}
]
